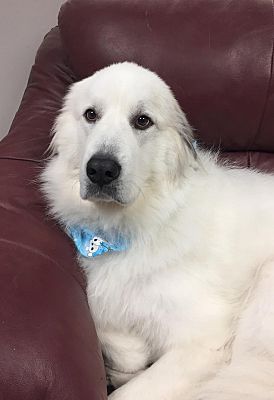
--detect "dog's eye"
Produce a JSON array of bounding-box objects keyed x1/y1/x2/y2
[
  {"x1": 84, "y1": 108, "x2": 97, "y2": 123},
  {"x1": 134, "y1": 115, "x2": 153, "y2": 130}
]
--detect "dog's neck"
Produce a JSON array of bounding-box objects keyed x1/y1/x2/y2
[{"x1": 87, "y1": 176, "x2": 191, "y2": 247}]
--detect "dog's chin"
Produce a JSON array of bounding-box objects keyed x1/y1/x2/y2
[
  {"x1": 89, "y1": 193, "x2": 127, "y2": 206},
  {"x1": 80, "y1": 184, "x2": 133, "y2": 207}
]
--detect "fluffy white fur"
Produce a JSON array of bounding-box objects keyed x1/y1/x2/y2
[{"x1": 42, "y1": 62, "x2": 274, "y2": 400}]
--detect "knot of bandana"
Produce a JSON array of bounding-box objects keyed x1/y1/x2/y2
[{"x1": 67, "y1": 225, "x2": 128, "y2": 258}]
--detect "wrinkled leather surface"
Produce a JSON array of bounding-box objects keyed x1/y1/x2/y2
[
  {"x1": 0, "y1": 0, "x2": 274, "y2": 398},
  {"x1": 0, "y1": 28, "x2": 107, "y2": 400}
]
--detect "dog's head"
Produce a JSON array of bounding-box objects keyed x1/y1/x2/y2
[{"x1": 48, "y1": 62, "x2": 196, "y2": 211}]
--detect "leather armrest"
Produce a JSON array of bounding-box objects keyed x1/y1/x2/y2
[{"x1": 0, "y1": 27, "x2": 107, "y2": 400}]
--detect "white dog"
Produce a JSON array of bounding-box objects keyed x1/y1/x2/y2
[{"x1": 42, "y1": 62, "x2": 274, "y2": 400}]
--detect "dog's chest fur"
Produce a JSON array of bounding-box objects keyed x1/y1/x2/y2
[{"x1": 83, "y1": 222, "x2": 244, "y2": 362}]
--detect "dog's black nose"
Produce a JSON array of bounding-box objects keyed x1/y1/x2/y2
[{"x1": 86, "y1": 157, "x2": 121, "y2": 186}]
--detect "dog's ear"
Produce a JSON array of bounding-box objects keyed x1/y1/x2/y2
[
  {"x1": 178, "y1": 112, "x2": 197, "y2": 160},
  {"x1": 46, "y1": 118, "x2": 61, "y2": 157},
  {"x1": 184, "y1": 135, "x2": 198, "y2": 160},
  {"x1": 171, "y1": 96, "x2": 197, "y2": 160},
  {"x1": 45, "y1": 112, "x2": 65, "y2": 158},
  {"x1": 45, "y1": 84, "x2": 79, "y2": 159}
]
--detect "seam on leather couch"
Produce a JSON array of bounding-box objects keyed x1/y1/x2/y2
[{"x1": 0, "y1": 156, "x2": 41, "y2": 163}]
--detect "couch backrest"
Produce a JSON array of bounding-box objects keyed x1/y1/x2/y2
[
  {"x1": 1, "y1": 0, "x2": 274, "y2": 171},
  {"x1": 59, "y1": 0, "x2": 274, "y2": 154}
]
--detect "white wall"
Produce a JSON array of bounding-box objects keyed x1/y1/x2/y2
[{"x1": 0, "y1": 0, "x2": 65, "y2": 139}]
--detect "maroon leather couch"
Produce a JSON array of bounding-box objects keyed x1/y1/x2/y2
[{"x1": 0, "y1": 0, "x2": 273, "y2": 398}]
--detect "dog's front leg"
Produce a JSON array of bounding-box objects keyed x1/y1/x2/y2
[{"x1": 108, "y1": 346, "x2": 224, "y2": 400}]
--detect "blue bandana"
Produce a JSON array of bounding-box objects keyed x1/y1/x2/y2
[{"x1": 67, "y1": 225, "x2": 128, "y2": 258}]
